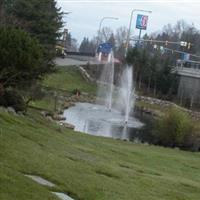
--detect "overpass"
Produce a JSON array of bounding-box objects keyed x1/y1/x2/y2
[
  {"x1": 174, "y1": 60, "x2": 200, "y2": 78},
  {"x1": 55, "y1": 54, "x2": 121, "y2": 67},
  {"x1": 175, "y1": 67, "x2": 200, "y2": 78},
  {"x1": 174, "y1": 60, "x2": 200, "y2": 108}
]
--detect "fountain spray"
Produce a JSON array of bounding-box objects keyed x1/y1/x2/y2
[{"x1": 108, "y1": 51, "x2": 114, "y2": 111}]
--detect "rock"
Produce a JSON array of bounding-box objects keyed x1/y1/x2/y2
[
  {"x1": 63, "y1": 102, "x2": 75, "y2": 109},
  {"x1": 0, "y1": 106, "x2": 8, "y2": 113},
  {"x1": 24, "y1": 175, "x2": 55, "y2": 187},
  {"x1": 52, "y1": 114, "x2": 66, "y2": 121},
  {"x1": 17, "y1": 111, "x2": 25, "y2": 116},
  {"x1": 7, "y1": 107, "x2": 16, "y2": 115},
  {"x1": 45, "y1": 112, "x2": 54, "y2": 117},
  {"x1": 60, "y1": 122, "x2": 75, "y2": 129},
  {"x1": 82, "y1": 92, "x2": 89, "y2": 96},
  {"x1": 46, "y1": 116, "x2": 53, "y2": 122},
  {"x1": 41, "y1": 111, "x2": 47, "y2": 116}
]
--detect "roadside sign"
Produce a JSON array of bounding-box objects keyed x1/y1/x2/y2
[
  {"x1": 182, "y1": 53, "x2": 190, "y2": 61},
  {"x1": 97, "y1": 43, "x2": 113, "y2": 54},
  {"x1": 180, "y1": 41, "x2": 187, "y2": 47},
  {"x1": 136, "y1": 14, "x2": 148, "y2": 30}
]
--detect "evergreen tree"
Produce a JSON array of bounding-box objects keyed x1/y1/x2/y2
[
  {"x1": 0, "y1": 27, "x2": 45, "y2": 88},
  {"x1": 79, "y1": 37, "x2": 95, "y2": 53},
  {"x1": 107, "y1": 33, "x2": 116, "y2": 52},
  {"x1": 3, "y1": 0, "x2": 63, "y2": 60}
]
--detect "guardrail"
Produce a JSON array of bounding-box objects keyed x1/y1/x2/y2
[
  {"x1": 64, "y1": 51, "x2": 95, "y2": 57},
  {"x1": 175, "y1": 66, "x2": 200, "y2": 78}
]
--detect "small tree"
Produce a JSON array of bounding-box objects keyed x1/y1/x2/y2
[
  {"x1": 0, "y1": 27, "x2": 45, "y2": 88},
  {"x1": 79, "y1": 37, "x2": 96, "y2": 54},
  {"x1": 154, "y1": 107, "x2": 194, "y2": 147}
]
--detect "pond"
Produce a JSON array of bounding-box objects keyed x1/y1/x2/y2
[{"x1": 63, "y1": 103, "x2": 144, "y2": 140}]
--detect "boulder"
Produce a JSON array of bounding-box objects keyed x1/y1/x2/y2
[
  {"x1": 60, "y1": 122, "x2": 75, "y2": 129},
  {"x1": 52, "y1": 114, "x2": 66, "y2": 121},
  {"x1": 7, "y1": 107, "x2": 16, "y2": 115}
]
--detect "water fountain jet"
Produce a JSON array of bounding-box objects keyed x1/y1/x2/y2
[
  {"x1": 108, "y1": 51, "x2": 114, "y2": 111},
  {"x1": 63, "y1": 50, "x2": 143, "y2": 140}
]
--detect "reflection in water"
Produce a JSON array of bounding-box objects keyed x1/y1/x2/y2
[{"x1": 63, "y1": 103, "x2": 143, "y2": 140}]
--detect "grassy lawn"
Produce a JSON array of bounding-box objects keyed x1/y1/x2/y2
[
  {"x1": 1, "y1": 109, "x2": 200, "y2": 200},
  {"x1": 30, "y1": 95, "x2": 57, "y2": 112},
  {"x1": 43, "y1": 66, "x2": 97, "y2": 94},
  {"x1": 1, "y1": 65, "x2": 200, "y2": 200},
  {"x1": 30, "y1": 66, "x2": 97, "y2": 111}
]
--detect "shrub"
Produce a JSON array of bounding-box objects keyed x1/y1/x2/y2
[
  {"x1": 72, "y1": 89, "x2": 81, "y2": 96},
  {"x1": 153, "y1": 107, "x2": 195, "y2": 148},
  {"x1": 0, "y1": 89, "x2": 26, "y2": 112},
  {"x1": 0, "y1": 27, "x2": 45, "y2": 88},
  {"x1": 18, "y1": 83, "x2": 46, "y2": 106}
]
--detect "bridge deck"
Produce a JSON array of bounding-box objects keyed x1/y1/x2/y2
[{"x1": 175, "y1": 67, "x2": 200, "y2": 78}]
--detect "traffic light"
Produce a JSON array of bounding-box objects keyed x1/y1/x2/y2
[
  {"x1": 180, "y1": 41, "x2": 187, "y2": 47},
  {"x1": 188, "y1": 42, "x2": 191, "y2": 49}
]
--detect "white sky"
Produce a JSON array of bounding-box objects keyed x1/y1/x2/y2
[{"x1": 57, "y1": 0, "x2": 200, "y2": 44}]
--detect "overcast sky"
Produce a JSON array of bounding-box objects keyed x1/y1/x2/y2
[{"x1": 57, "y1": 0, "x2": 200, "y2": 44}]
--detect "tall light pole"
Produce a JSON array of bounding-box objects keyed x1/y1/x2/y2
[
  {"x1": 125, "y1": 9, "x2": 152, "y2": 57},
  {"x1": 62, "y1": 12, "x2": 72, "y2": 50},
  {"x1": 97, "y1": 17, "x2": 118, "y2": 48}
]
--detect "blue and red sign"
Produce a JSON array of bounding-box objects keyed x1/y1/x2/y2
[
  {"x1": 136, "y1": 14, "x2": 148, "y2": 30},
  {"x1": 97, "y1": 43, "x2": 113, "y2": 54}
]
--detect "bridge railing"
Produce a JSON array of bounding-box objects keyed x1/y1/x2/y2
[
  {"x1": 175, "y1": 66, "x2": 200, "y2": 78},
  {"x1": 174, "y1": 60, "x2": 200, "y2": 78}
]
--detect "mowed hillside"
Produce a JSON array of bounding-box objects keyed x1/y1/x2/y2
[{"x1": 1, "y1": 109, "x2": 200, "y2": 200}]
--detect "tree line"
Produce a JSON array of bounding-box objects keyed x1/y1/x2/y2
[
  {"x1": 0, "y1": 0, "x2": 63, "y2": 111},
  {"x1": 127, "y1": 20, "x2": 200, "y2": 100},
  {"x1": 79, "y1": 20, "x2": 200, "y2": 101}
]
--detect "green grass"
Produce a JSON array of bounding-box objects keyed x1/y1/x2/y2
[
  {"x1": 43, "y1": 66, "x2": 97, "y2": 94},
  {"x1": 30, "y1": 95, "x2": 62, "y2": 112},
  {"x1": 1, "y1": 109, "x2": 200, "y2": 200},
  {"x1": 30, "y1": 66, "x2": 97, "y2": 111},
  {"x1": 1, "y1": 65, "x2": 200, "y2": 199},
  {"x1": 135, "y1": 101, "x2": 168, "y2": 112}
]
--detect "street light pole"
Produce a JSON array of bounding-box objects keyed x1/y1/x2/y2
[
  {"x1": 62, "y1": 12, "x2": 72, "y2": 50},
  {"x1": 125, "y1": 9, "x2": 152, "y2": 57},
  {"x1": 97, "y1": 17, "x2": 118, "y2": 48}
]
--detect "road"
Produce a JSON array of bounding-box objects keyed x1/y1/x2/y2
[
  {"x1": 54, "y1": 55, "x2": 121, "y2": 66},
  {"x1": 55, "y1": 57, "x2": 88, "y2": 66},
  {"x1": 54, "y1": 56, "x2": 102, "y2": 66}
]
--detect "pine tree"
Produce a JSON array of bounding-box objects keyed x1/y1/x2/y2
[
  {"x1": 79, "y1": 37, "x2": 94, "y2": 53},
  {"x1": 0, "y1": 27, "x2": 44, "y2": 87},
  {"x1": 3, "y1": 0, "x2": 63, "y2": 60}
]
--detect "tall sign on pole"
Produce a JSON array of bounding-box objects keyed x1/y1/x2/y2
[
  {"x1": 136, "y1": 14, "x2": 149, "y2": 46},
  {"x1": 136, "y1": 14, "x2": 148, "y2": 30}
]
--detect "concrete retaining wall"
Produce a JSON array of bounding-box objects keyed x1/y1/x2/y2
[{"x1": 178, "y1": 76, "x2": 200, "y2": 108}]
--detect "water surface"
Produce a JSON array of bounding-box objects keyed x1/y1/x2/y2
[{"x1": 63, "y1": 103, "x2": 143, "y2": 140}]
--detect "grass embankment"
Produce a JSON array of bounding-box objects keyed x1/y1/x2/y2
[
  {"x1": 43, "y1": 66, "x2": 96, "y2": 94},
  {"x1": 1, "y1": 66, "x2": 200, "y2": 200},
  {"x1": 30, "y1": 66, "x2": 97, "y2": 111},
  {"x1": 1, "y1": 109, "x2": 200, "y2": 200}
]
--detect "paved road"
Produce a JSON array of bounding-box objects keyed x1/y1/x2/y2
[
  {"x1": 54, "y1": 56, "x2": 110, "y2": 66},
  {"x1": 55, "y1": 57, "x2": 88, "y2": 66}
]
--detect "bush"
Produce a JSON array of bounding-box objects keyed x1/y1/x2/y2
[
  {"x1": 153, "y1": 107, "x2": 195, "y2": 148},
  {"x1": 0, "y1": 27, "x2": 45, "y2": 88},
  {"x1": 72, "y1": 89, "x2": 81, "y2": 96},
  {"x1": 18, "y1": 83, "x2": 46, "y2": 106},
  {"x1": 0, "y1": 89, "x2": 26, "y2": 112}
]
